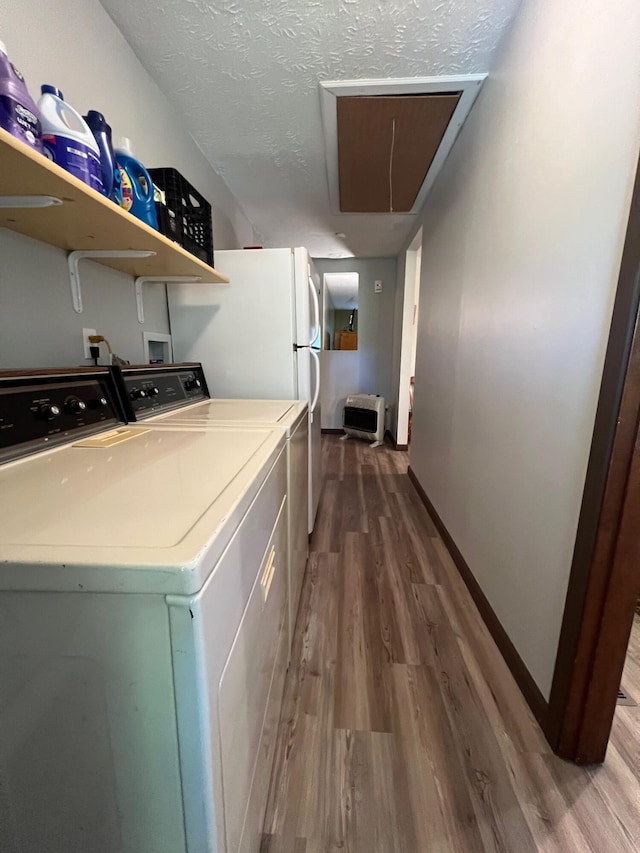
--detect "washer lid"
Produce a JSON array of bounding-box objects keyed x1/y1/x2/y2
[
  {"x1": 0, "y1": 425, "x2": 285, "y2": 594},
  {"x1": 152, "y1": 399, "x2": 307, "y2": 430}
]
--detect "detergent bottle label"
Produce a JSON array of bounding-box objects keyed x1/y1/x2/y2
[
  {"x1": 42, "y1": 134, "x2": 103, "y2": 193},
  {"x1": 0, "y1": 46, "x2": 43, "y2": 152},
  {"x1": 119, "y1": 165, "x2": 134, "y2": 211},
  {"x1": 0, "y1": 94, "x2": 41, "y2": 147}
]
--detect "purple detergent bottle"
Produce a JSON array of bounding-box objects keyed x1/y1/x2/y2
[{"x1": 0, "y1": 39, "x2": 43, "y2": 152}]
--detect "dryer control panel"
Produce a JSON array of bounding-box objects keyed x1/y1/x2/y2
[
  {"x1": 0, "y1": 369, "x2": 122, "y2": 463},
  {"x1": 112, "y1": 363, "x2": 209, "y2": 421}
]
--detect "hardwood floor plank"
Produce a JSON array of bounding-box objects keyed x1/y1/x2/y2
[
  {"x1": 322, "y1": 435, "x2": 344, "y2": 481},
  {"x1": 334, "y1": 533, "x2": 393, "y2": 732},
  {"x1": 263, "y1": 436, "x2": 640, "y2": 852},
  {"x1": 411, "y1": 585, "x2": 538, "y2": 852},
  {"x1": 343, "y1": 729, "x2": 420, "y2": 853},
  {"x1": 310, "y1": 479, "x2": 343, "y2": 553},
  {"x1": 360, "y1": 468, "x2": 394, "y2": 519},
  {"x1": 339, "y1": 474, "x2": 369, "y2": 534},
  {"x1": 587, "y1": 743, "x2": 640, "y2": 850},
  {"x1": 390, "y1": 663, "x2": 486, "y2": 851},
  {"x1": 541, "y1": 753, "x2": 639, "y2": 852},
  {"x1": 376, "y1": 510, "x2": 440, "y2": 585},
  {"x1": 433, "y1": 578, "x2": 547, "y2": 756},
  {"x1": 371, "y1": 519, "x2": 423, "y2": 665}
]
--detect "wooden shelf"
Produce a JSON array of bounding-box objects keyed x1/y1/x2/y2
[{"x1": 0, "y1": 128, "x2": 229, "y2": 283}]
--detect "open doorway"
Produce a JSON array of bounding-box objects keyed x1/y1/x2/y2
[{"x1": 396, "y1": 228, "x2": 422, "y2": 448}]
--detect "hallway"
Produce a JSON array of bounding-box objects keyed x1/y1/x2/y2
[{"x1": 262, "y1": 436, "x2": 640, "y2": 852}]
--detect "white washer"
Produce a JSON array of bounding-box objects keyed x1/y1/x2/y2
[
  {"x1": 113, "y1": 365, "x2": 310, "y2": 655},
  {"x1": 0, "y1": 368, "x2": 288, "y2": 853}
]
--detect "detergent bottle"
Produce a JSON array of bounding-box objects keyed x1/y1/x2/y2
[
  {"x1": 84, "y1": 110, "x2": 117, "y2": 201},
  {"x1": 0, "y1": 39, "x2": 42, "y2": 152},
  {"x1": 38, "y1": 85, "x2": 103, "y2": 193},
  {"x1": 114, "y1": 137, "x2": 158, "y2": 229}
]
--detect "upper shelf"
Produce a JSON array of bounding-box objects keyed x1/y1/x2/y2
[{"x1": 0, "y1": 127, "x2": 229, "y2": 283}]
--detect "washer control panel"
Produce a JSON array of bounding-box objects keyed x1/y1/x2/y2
[
  {"x1": 113, "y1": 364, "x2": 209, "y2": 421},
  {"x1": 0, "y1": 371, "x2": 121, "y2": 462}
]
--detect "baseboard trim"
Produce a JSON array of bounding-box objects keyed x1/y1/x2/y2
[
  {"x1": 384, "y1": 429, "x2": 408, "y2": 451},
  {"x1": 321, "y1": 428, "x2": 345, "y2": 434},
  {"x1": 407, "y1": 466, "x2": 549, "y2": 727}
]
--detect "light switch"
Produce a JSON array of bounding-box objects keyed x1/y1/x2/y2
[{"x1": 374, "y1": 280, "x2": 383, "y2": 293}]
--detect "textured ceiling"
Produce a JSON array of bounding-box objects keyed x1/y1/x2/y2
[{"x1": 100, "y1": 0, "x2": 521, "y2": 257}]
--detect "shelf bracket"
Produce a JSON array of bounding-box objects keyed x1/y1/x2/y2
[
  {"x1": 0, "y1": 195, "x2": 63, "y2": 208},
  {"x1": 68, "y1": 250, "x2": 156, "y2": 314},
  {"x1": 134, "y1": 276, "x2": 202, "y2": 324}
]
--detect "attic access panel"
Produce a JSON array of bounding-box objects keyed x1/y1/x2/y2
[
  {"x1": 320, "y1": 76, "x2": 486, "y2": 216},
  {"x1": 337, "y1": 93, "x2": 461, "y2": 213}
]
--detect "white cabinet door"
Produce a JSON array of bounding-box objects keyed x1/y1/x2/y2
[
  {"x1": 168, "y1": 450, "x2": 287, "y2": 853},
  {"x1": 218, "y1": 498, "x2": 288, "y2": 853}
]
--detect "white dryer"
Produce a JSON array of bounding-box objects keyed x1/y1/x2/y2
[
  {"x1": 112, "y1": 363, "x2": 310, "y2": 655},
  {"x1": 0, "y1": 367, "x2": 288, "y2": 853}
]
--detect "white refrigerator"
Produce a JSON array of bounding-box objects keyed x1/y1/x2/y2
[{"x1": 168, "y1": 247, "x2": 323, "y2": 533}]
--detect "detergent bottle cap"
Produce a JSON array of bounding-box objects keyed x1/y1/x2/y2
[
  {"x1": 85, "y1": 109, "x2": 106, "y2": 124},
  {"x1": 41, "y1": 84, "x2": 64, "y2": 99},
  {"x1": 115, "y1": 136, "x2": 134, "y2": 155}
]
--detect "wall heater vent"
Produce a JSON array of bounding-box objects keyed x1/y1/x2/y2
[{"x1": 343, "y1": 395, "x2": 385, "y2": 446}]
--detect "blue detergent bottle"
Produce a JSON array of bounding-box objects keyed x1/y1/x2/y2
[
  {"x1": 84, "y1": 110, "x2": 117, "y2": 201},
  {"x1": 114, "y1": 137, "x2": 158, "y2": 229}
]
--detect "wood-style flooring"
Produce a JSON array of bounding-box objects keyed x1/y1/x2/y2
[{"x1": 261, "y1": 435, "x2": 640, "y2": 852}]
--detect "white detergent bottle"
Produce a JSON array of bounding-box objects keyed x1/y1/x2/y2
[{"x1": 38, "y1": 85, "x2": 103, "y2": 193}]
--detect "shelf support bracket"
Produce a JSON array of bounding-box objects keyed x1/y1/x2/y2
[
  {"x1": 0, "y1": 195, "x2": 63, "y2": 208},
  {"x1": 134, "y1": 276, "x2": 202, "y2": 324},
  {"x1": 68, "y1": 250, "x2": 156, "y2": 314}
]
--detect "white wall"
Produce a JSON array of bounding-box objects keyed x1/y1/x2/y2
[
  {"x1": 409, "y1": 0, "x2": 640, "y2": 699},
  {"x1": 0, "y1": 0, "x2": 256, "y2": 368},
  {"x1": 320, "y1": 351, "x2": 360, "y2": 430},
  {"x1": 314, "y1": 257, "x2": 397, "y2": 429}
]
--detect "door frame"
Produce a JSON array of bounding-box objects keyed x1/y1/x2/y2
[
  {"x1": 546, "y1": 152, "x2": 640, "y2": 764},
  {"x1": 396, "y1": 228, "x2": 423, "y2": 448}
]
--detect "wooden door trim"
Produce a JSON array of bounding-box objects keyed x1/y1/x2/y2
[{"x1": 547, "y1": 152, "x2": 640, "y2": 763}]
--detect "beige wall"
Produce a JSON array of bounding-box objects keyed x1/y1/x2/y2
[
  {"x1": 0, "y1": 0, "x2": 256, "y2": 368},
  {"x1": 409, "y1": 0, "x2": 640, "y2": 698}
]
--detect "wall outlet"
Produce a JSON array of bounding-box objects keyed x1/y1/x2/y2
[
  {"x1": 82, "y1": 328, "x2": 97, "y2": 359},
  {"x1": 374, "y1": 280, "x2": 383, "y2": 293}
]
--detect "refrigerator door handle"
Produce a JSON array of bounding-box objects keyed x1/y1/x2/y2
[
  {"x1": 308, "y1": 275, "x2": 320, "y2": 347},
  {"x1": 309, "y1": 347, "x2": 320, "y2": 420}
]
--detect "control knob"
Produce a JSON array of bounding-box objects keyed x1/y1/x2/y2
[
  {"x1": 37, "y1": 403, "x2": 61, "y2": 421},
  {"x1": 184, "y1": 377, "x2": 202, "y2": 391},
  {"x1": 147, "y1": 386, "x2": 160, "y2": 397},
  {"x1": 66, "y1": 397, "x2": 87, "y2": 415},
  {"x1": 129, "y1": 388, "x2": 147, "y2": 401},
  {"x1": 89, "y1": 396, "x2": 109, "y2": 409}
]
